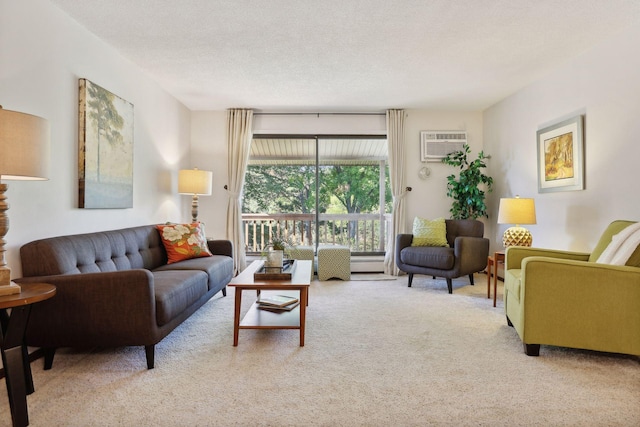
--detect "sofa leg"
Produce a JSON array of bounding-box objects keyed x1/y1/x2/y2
[
  {"x1": 506, "y1": 316, "x2": 513, "y2": 327},
  {"x1": 446, "y1": 278, "x2": 453, "y2": 294},
  {"x1": 145, "y1": 345, "x2": 155, "y2": 369},
  {"x1": 408, "y1": 273, "x2": 413, "y2": 287},
  {"x1": 468, "y1": 274, "x2": 474, "y2": 285},
  {"x1": 524, "y1": 343, "x2": 540, "y2": 356},
  {"x1": 222, "y1": 286, "x2": 227, "y2": 297},
  {"x1": 43, "y1": 348, "x2": 56, "y2": 370}
]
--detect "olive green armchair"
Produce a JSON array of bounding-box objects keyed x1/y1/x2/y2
[{"x1": 504, "y1": 220, "x2": 640, "y2": 357}]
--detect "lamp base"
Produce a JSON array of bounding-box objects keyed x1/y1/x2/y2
[
  {"x1": 191, "y1": 194, "x2": 199, "y2": 223},
  {"x1": 0, "y1": 281, "x2": 21, "y2": 296},
  {"x1": 503, "y1": 226, "x2": 533, "y2": 247}
]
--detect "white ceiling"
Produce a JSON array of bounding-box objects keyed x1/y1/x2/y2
[{"x1": 51, "y1": 0, "x2": 640, "y2": 112}]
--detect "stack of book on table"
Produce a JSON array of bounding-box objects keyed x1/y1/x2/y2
[{"x1": 257, "y1": 294, "x2": 300, "y2": 312}]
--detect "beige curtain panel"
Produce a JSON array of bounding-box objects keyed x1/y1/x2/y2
[
  {"x1": 384, "y1": 109, "x2": 407, "y2": 276},
  {"x1": 226, "y1": 108, "x2": 253, "y2": 274}
]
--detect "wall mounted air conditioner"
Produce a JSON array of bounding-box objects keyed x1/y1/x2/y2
[{"x1": 420, "y1": 131, "x2": 467, "y2": 162}]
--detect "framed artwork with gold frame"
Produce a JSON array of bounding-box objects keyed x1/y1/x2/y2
[{"x1": 537, "y1": 115, "x2": 584, "y2": 193}]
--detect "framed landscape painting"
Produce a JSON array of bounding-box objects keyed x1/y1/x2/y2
[
  {"x1": 536, "y1": 115, "x2": 584, "y2": 193},
  {"x1": 78, "y1": 78, "x2": 134, "y2": 208}
]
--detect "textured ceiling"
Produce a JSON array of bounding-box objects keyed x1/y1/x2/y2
[{"x1": 51, "y1": 0, "x2": 640, "y2": 111}]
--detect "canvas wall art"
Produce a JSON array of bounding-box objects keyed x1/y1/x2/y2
[
  {"x1": 78, "y1": 78, "x2": 134, "y2": 208},
  {"x1": 536, "y1": 115, "x2": 584, "y2": 193}
]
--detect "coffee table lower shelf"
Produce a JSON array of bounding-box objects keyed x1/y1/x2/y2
[{"x1": 240, "y1": 302, "x2": 301, "y2": 329}]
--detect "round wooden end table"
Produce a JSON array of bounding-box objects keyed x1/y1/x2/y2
[{"x1": 0, "y1": 282, "x2": 56, "y2": 427}]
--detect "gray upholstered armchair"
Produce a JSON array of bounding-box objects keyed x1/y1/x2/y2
[{"x1": 395, "y1": 219, "x2": 489, "y2": 293}]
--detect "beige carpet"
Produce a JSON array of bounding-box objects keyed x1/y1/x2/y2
[
  {"x1": 349, "y1": 273, "x2": 397, "y2": 281},
  {"x1": 1, "y1": 275, "x2": 639, "y2": 426}
]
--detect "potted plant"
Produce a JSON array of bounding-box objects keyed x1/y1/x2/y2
[
  {"x1": 264, "y1": 233, "x2": 291, "y2": 268},
  {"x1": 442, "y1": 143, "x2": 493, "y2": 220}
]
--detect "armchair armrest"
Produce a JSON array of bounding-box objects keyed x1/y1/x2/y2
[
  {"x1": 454, "y1": 236, "x2": 490, "y2": 272},
  {"x1": 505, "y1": 246, "x2": 590, "y2": 270},
  {"x1": 395, "y1": 234, "x2": 414, "y2": 260},
  {"x1": 207, "y1": 239, "x2": 233, "y2": 258}
]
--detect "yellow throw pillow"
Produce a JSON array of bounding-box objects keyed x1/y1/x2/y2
[{"x1": 411, "y1": 217, "x2": 449, "y2": 247}]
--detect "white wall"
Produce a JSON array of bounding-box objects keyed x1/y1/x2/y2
[
  {"x1": 0, "y1": 0, "x2": 191, "y2": 277},
  {"x1": 402, "y1": 110, "x2": 484, "y2": 229},
  {"x1": 252, "y1": 113, "x2": 387, "y2": 135},
  {"x1": 190, "y1": 111, "x2": 228, "y2": 240},
  {"x1": 483, "y1": 24, "x2": 640, "y2": 253}
]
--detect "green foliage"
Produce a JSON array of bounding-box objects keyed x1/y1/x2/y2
[
  {"x1": 242, "y1": 164, "x2": 391, "y2": 215},
  {"x1": 268, "y1": 233, "x2": 291, "y2": 251},
  {"x1": 442, "y1": 144, "x2": 493, "y2": 220},
  {"x1": 320, "y1": 165, "x2": 392, "y2": 214},
  {"x1": 243, "y1": 165, "x2": 322, "y2": 213}
]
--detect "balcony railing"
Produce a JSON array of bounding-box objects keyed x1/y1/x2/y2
[{"x1": 242, "y1": 213, "x2": 391, "y2": 254}]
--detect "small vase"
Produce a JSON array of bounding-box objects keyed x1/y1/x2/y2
[{"x1": 265, "y1": 250, "x2": 284, "y2": 268}]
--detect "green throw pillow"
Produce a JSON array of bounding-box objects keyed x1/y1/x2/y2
[{"x1": 411, "y1": 217, "x2": 448, "y2": 247}]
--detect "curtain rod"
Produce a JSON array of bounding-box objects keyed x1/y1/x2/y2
[{"x1": 253, "y1": 112, "x2": 385, "y2": 116}]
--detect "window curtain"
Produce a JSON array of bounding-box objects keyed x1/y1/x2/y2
[
  {"x1": 226, "y1": 109, "x2": 253, "y2": 274},
  {"x1": 384, "y1": 109, "x2": 408, "y2": 276}
]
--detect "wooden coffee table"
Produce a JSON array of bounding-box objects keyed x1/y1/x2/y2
[{"x1": 229, "y1": 260, "x2": 312, "y2": 346}]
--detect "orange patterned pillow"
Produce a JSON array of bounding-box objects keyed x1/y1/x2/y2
[{"x1": 156, "y1": 222, "x2": 212, "y2": 264}]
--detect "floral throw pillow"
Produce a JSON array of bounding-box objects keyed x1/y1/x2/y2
[
  {"x1": 411, "y1": 217, "x2": 449, "y2": 247},
  {"x1": 156, "y1": 222, "x2": 212, "y2": 264}
]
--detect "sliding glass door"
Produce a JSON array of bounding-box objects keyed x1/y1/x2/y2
[{"x1": 242, "y1": 135, "x2": 390, "y2": 255}]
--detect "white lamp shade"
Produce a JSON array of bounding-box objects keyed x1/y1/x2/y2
[
  {"x1": 178, "y1": 169, "x2": 212, "y2": 195},
  {"x1": 497, "y1": 197, "x2": 536, "y2": 225},
  {"x1": 0, "y1": 108, "x2": 50, "y2": 180}
]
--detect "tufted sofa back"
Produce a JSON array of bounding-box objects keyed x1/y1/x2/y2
[{"x1": 20, "y1": 225, "x2": 168, "y2": 277}]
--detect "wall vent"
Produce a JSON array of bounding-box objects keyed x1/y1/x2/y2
[{"x1": 420, "y1": 131, "x2": 467, "y2": 162}]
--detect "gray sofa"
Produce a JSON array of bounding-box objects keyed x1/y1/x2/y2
[
  {"x1": 395, "y1": 219, "x2": 489, "y2": 293},
  {"x1": 16, "y1": 225, "x2": 234, "y2": 370}
]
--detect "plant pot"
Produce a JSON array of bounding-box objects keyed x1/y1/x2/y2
[{"x1": 265, "y1": 250, "x2": 284, "y2": 268}]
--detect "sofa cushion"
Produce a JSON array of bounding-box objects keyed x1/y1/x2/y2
[
  {"x1": 155, "y1": 255, "x2": 234, "y2": 292},
  {"x1": 152, "y1": 270, "x2": 209, "y2": 326},
  {"x1": 400, "y1": 246, "x2": 455, "y2": 270},
  {"x1": 411, "y1": 217, "x2": 448, "y2": 247},
  {"x1": 156, "y1": 223, "x2": 212, "y2": 264}
]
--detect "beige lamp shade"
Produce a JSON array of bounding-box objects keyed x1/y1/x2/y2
[
  {"x1": 0, "y1": 107, "x2": 50, "y2": 180},
  {"x1": 497, "y1": 196, "x2": 536, "y2": 247},
  {"x1": 178, "y1": 168, "x2": 212, "y2": 222},
  {"x1": 178, "y1": 168, "x2": 212, "y2": 195},
  {"x1": 0, "y1": 106, "x2": 50, "y2": 292}
]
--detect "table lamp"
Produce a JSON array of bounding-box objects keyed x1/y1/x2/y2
[
  {"x1": 497, "y1": 195, "x2": 536, "y2": 247},
  {"x1": 178, "y1": 168, "x2": 212, "y2": 222},
  {"x1": 0, "y1": 106, "x2": 50, "y2": 294}
]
